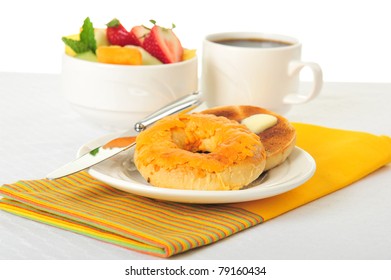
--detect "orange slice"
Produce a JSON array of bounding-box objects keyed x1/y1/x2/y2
[{"x1": 96, "y1": 46, "x2": 142, "y2": 65}]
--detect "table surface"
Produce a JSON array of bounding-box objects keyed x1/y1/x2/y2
[{"x1": 0, "y1": 72, "x2": 390, "y2": 260}]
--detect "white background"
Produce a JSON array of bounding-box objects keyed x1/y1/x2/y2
[{"x1": 0, "y1": 0, "x2": 390, "y2": 83}]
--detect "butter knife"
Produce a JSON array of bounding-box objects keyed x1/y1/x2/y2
[{"x1": 46, "y1": 91, "x2": 202, "y2": 180}]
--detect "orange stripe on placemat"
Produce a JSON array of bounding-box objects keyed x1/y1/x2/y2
[{"x1": 0, "y1": 171, "x2": 263, "y2": 257}]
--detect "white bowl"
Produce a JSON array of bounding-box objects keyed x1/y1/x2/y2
[{"x1": 61, "y1": 54, "x2": 198, "y2": 131}]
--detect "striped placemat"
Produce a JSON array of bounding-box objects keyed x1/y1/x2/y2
[{"x1": 0, "y1": 171, "x2": 262, "y2": 257}]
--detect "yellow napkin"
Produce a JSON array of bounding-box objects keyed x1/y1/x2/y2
[
  {"x1": 232, "y1": 123, "x2": 391, "y2": 219},
  {"x1": 1, "y1": 123, "x2": 390, "y2": 258}
]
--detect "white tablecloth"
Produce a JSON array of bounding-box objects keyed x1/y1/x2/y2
[{"x1": 0, "y1": 72, "x2": 390, "y2": 259}]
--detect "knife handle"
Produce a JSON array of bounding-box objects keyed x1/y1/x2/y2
[{"x1": 134, "y1": 91, "x2": 203, "y2": 132}]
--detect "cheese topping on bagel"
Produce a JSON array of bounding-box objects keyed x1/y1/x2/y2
[{"x1": 134, "y1": 113, "x2": 266, "y2": 191}]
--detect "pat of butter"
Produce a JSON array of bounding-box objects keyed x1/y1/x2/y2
[{"x1": 241, "y1": 114, "x2": 278, "y2": 134}]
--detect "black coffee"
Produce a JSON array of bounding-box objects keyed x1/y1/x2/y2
[{"x1": 215, "y1": 38, "x2": 292, "y2": 48}]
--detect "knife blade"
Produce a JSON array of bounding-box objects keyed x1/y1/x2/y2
[{"x1": 46, "y1": 91, "x2": 202, "y2": 180}]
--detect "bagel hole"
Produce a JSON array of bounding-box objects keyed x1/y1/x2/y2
[{"x1": 170, "y1": 127, "x2": 216, "y2": 154}]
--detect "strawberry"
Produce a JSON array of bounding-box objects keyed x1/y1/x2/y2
[
  {"x1": 106, "y1": 18, "x2": 138, "y2": 46},
  {"x1": 142, "y1": 23, "x2": 183, "y2": 64},
  {"x1": 130, "y1": 25, "x2": 150, "y2": 46}
]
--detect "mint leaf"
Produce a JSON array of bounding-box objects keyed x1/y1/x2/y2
[
  {"x1": 80, "y1": 17, "x2": 97, "y2": 54},
  {"x1": 61, "y1": 37, "x2": 89, "y2": 54},
  {"x1": 62, "y1": 17, "x2": 97, "y2": 54}
]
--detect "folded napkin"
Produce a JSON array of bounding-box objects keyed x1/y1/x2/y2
[{"x1": 1, "y1": 123, "x2": 390, "y2": 258}]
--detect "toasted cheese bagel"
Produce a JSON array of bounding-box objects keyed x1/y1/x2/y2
[
  {"x1": 134, "y1": 113, "x2": 266, "y2": 190},
  {"x1": 201, "y1": 105, "x2": 296, "y2": 170}
]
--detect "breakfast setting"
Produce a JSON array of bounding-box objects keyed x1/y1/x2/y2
[{"x1": 1, "y1": 1, "x2": 390, "y2": 277}]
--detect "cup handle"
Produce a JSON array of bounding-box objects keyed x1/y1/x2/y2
[{"x1": 283, "y1": 60, "x2": 323, "y2": 104}]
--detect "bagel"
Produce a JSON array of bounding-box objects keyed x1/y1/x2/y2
[
  {"x1": 134, "y1": 113, "x2": 266, "y2": 190},
  {"x1": 201, "y1": 106, "x2": 296, "y2": 170}
]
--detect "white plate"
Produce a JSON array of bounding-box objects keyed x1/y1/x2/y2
[{"x1": 78, "y1": 133, "x2": 316, "y2": 204}]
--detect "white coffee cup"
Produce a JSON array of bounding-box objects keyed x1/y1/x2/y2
[{"x1": 201, "y1": 32, "x2": 323, "y2": 114}]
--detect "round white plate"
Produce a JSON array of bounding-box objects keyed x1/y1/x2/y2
[{"x1": 78, "y1": 133, "x2": 316, "y2": 204}]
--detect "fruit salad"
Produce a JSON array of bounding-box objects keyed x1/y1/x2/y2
[{"x1": 62, "y1": 17, "x2": 196, "y2": 65}]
